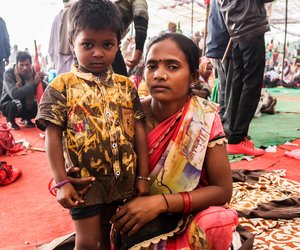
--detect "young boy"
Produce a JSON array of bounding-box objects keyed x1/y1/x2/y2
[{"x1": 35, "y1": 0, "x2": 149, "y2": 248}]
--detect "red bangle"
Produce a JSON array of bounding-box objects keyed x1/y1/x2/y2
[
  {"x1": 180, "y1": 192, "x2": 191, "y2": 214},
  {"x1": 186, "y1": 191, "x2": 192, "y2": 213}
]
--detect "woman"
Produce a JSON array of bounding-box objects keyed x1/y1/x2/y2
[{"x1": 110, "y1": 33, "x2": 238, "y2": 249}]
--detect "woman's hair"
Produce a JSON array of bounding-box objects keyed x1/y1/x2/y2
[
  {"x1": 146, "y1": 33, "x2": 200, "y2": 76},
  {"x1": 68, "y1": 0, "x2": 123, "y2": 43},
  {"x1": 16, "y1": 51, "x2": 32, "y2": 63}
]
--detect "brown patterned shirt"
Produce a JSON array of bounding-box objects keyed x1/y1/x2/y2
[{"x1": 36, "y1": 66, "x2": 145, "y2": 206}]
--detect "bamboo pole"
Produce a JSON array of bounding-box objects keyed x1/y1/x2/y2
[{"x1": 202, "y1": 2, "x2": 210, "y2": 56}]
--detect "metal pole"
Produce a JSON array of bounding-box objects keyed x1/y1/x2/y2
[{"x1": 281, "y1": 0, "x2": 288, "y2": 82}]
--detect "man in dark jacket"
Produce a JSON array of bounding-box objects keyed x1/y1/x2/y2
[
  {"x1": 0, "y1": 17, "x2": 10, "y2": 105},
  {"x1": 112, "y1": 0, "x2": 148, "y2": 76},
  {"x1": 1, "y1": 51, "x2": 47, "y2": 130},
  {"x1": 206, "y1": 0, "x2": 233, "y2": 134},
  {"x1": 220, "y1": 0, "x2": 273, "y2": 156}
]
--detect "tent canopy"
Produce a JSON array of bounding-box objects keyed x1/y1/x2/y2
[{"x1": 147, "y1": 0, "x2": 300, "y2": 42}]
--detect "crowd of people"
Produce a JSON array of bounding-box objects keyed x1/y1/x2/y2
[
  {"x1": 1, "y1": 0, "x2": 300, "y2": 249},
  {"x1": 264, "y1": 42, "x2": 300, "y2": 88}
]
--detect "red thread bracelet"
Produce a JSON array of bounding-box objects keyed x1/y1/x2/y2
[{"x1": 48, "y1": 177, "x2": 57, "y2": 196}]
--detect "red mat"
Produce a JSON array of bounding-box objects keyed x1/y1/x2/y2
[
  {"x1": 0, "y1": 116, "x2": 73, "y2": 250},
  {"x1": 231, "y1": 138, "x2": 300, "y2": 182},
  {"x1": 1, "y1": 114, "x2": 300, "y2": 249}
]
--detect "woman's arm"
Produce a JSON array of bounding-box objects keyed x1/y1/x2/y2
[
  {"x1": 111, "y1": 143, "x2": 232, "y2": 236},
  {"x1": 134, "y1": 120, "x2": 150, "y2": 196}
]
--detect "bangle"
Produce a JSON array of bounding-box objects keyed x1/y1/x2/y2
[
  {"x1": 161, "y1": 194, "x2": 169, "y2": 212},
  {"x1": 136, "y1": 175, "x2": 151, "y2": 181},
  {"x1": 186, "y1": 191, "x2": 192, "y2": 213},
  {"x1": 180, "y1": 192, "x2": 192, "y2": 214},
  {"x1": 49, "y1": 179, "x2": 71, "y2": 193}
]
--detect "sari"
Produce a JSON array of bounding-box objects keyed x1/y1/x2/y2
[{"x1": 133, "y1": 96, "x2": 238, "y2": 250}]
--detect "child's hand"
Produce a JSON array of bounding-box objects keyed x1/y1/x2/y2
[
  {"x1": 135, "y1": 179, "x2": 150, "y2": 197},
  {"x1": 56, "y1": 183, "x2": 85, "y2": 208}
]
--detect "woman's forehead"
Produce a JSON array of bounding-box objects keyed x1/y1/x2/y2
[{"x1": 147, "y1": 40, "x2": 185, "y2": 61}]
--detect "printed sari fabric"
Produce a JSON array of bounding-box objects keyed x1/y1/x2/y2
[{"x1": 137, "y1": 96, "x2": 238, "y2": 250}]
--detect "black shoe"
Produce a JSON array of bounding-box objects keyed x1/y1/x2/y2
[
  {"x1": 10, "y1": 121, "x2": 20, "y2": 130},
  {"x1": 25, "y1": 119, "x2": 36, "y2": 128}
]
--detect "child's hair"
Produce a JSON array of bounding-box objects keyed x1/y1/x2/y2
[
  {"x1": 68, "y1": 0, "x2": 123, "y2": 43},
  {"x1": 146, "y1": 33, "x2": 200, "y2": 76}
]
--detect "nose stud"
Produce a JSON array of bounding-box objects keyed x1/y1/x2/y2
[{"x1": 162, "y1": 74, "x2": 168, "y2": 80}]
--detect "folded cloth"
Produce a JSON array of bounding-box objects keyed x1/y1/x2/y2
[
  {"x1": 0, "y1": 162, "x2": 22, "y2": 186},
  {"x1": 285, "y1": 149, "x2": 300, "y2": 160}
]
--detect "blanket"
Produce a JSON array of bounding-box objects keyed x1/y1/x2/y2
[{"x1": 231, "y1": 169, "x2": 300, "y2": 249}]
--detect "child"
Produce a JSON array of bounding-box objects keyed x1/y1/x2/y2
[{"x1": 35, "y1": 0, "x2": 149, "y2": 249}]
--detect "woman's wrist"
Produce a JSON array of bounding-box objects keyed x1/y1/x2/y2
[{"x1": 161, "y1": 194, "x2": 169, "y2": 212}]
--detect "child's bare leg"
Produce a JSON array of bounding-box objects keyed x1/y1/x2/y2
[
  {"x1": 74, "y1": 214, "x2": 102, "y2": 250},
  {"x1": 74, "y1": 204, "x2": 118, "y2": 250}
]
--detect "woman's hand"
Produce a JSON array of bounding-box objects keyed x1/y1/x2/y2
[
  {"x1": 66, "y1": 166, "x2": 95, "y2": 197},
  {"x1": 111, "y1": 195, "x2": 164, "y2": 236}
]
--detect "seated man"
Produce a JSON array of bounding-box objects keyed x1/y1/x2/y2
[{"x1": 0, "y1": 51, "x2": 47, "y2": 130}]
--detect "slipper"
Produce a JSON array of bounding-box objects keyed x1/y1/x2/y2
[{"x1": 0, "y1": 161, "x2": 22, "y2": 186}]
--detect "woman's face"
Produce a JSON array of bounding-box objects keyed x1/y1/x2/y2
[
  {"x1": 144, "y1": 39, "x2": 192, "y2": 103},
  {"x1": 70, "y1": 28, "x2": 118, "y2": 75}
]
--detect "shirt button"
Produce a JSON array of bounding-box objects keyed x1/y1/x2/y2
[
  {"x1": 95, "y1": 77, "x2": 99, "y2": 81},
  {"x1": 115, "y1": 171, "x2": 120, "y2": 177},
  {"x1": 112, "y1": 143, "x2": 117, "y2": 149},
  {"x1": 106, "y1": 111, "x2": 110, "y2": 117},
  {"x1": 115, "y1": 120, "x2": 120, "y2": 126}
]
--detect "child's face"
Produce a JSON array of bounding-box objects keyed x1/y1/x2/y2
[
  {"x1": 144, "y1": 39, "x2": 192, "y2": 103},
  {"x1": 205, "y1": 63, "x2": 213, "y2": 78},
  {"x1": 71, "y1": 27, "x2": 119, "y2": 75}
]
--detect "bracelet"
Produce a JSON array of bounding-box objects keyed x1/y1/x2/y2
[
  {"x1": 186, "y1": 191, "x2": 192, "y2": 213},
  {"x1": 136, "y1": 175, "x2": 151, "y2": 181},
  {"x1": 180, "y1": 192, "x2": 192, "y2": 214},
  {"x1": 49, "y1": 179, "x2": 71, "y2": 193},
  {"x1": 161, "y1": 194, "x2": 169, "y2": 212}
]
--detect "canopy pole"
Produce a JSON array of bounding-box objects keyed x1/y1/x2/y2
[
  {"x1": 281, "y1": 0, "x2": 288, "y2": 82},
  {"x1": 202, "y1": 1, "x2": 210, "y2": 56},
  {"x1": 191, "y1": 0, "x2": 194, "y2": 36}
]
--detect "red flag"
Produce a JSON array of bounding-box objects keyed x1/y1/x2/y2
[
  {"x1": 204, "y1": 0, "x2": 211, "y2": 4},
  {"x1": 34, "y1": 40, "x2": 43, "y2": 104}
]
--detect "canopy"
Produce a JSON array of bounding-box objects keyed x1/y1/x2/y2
[{"x1": 147, "y1": 0, "x2": 300, "y2": 42}]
